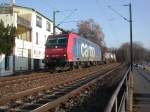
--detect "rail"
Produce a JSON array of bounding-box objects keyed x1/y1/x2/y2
[
  {"x1": 0, "y1": 64, "x2": 119, "y2": 107},
  {"x1": 31, "y1": 65, "x2": 121, "y2": 112},
  {"x1": 0, "y1": 64, "x2": 131, "y2": 112},
  {"x1": 104, "y1": 67, "x2": 131, "y2": 112}
]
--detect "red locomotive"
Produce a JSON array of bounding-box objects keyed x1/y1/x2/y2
[{"x1": 44, "y1": 33, "x2": 102, "y2": 70}]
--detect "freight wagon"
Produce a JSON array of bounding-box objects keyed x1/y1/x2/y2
[
  {"x1": 44, "y1": 33, "x2": 102, "y2": 70},
  {"x1": 103, "y1": 52, "x2": 116, "y2": 63}
]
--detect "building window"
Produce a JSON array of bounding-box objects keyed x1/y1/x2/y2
[
  {"x1": 46, "y1": 21, "x2": 51, "y2": 31},
  {"x1": 36, "y1": 32, "x2": 38, "y2": 44},
  {"x1": 5, "y1": 56, "x2": 9, "y2": 70},
  {"x1": 36, "y1": 15, "x2": 42, "y2": 28},
  {"x1": 16, "y1": 26, "x2": 31, "y2": 42}
]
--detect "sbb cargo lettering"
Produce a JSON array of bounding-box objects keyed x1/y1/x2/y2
[{"x1": 81, "y1": 43, "x2": 95, "y2": 58}]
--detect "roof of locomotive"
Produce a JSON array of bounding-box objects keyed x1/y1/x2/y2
[
  {"x1": 47, "y1": 33, "x2": 100, "y2": 48},
  {"x1": 48, "y1": 33, "x2": 79, "y2": 38}
]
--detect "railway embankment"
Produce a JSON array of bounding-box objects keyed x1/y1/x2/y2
[{"x1": 0, "y1": 63, "x2": 120, "y2": 111}]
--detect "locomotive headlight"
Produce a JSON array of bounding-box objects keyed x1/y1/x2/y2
[
  {"x1": 64, "y1": 54, "x2": 66, "y2": 57},
  {"x1": 46, "y1": 55, "x2": 49, "y2": 57}
]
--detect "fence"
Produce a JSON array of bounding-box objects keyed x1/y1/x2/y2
[{"x1": 104, "y1": 67, "x2": 133, "y2": 112}]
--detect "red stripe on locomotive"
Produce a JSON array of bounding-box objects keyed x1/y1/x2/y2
[{"x1": 67, "y1": 33, "x2": 79, "y2": 62}]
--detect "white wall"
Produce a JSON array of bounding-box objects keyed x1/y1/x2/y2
[
  {"x1": 0, "y1": 6, "x2": 63, "y2": 76},
  {"x1": 14, "y1": 38, "x2": 32, "y2": 71},
  {"x1": 31, "y1": 13, "x2": 53, "y2": 68},
  {"x1": 32, "y1": 13, "x2": 52, "y2": 58}
]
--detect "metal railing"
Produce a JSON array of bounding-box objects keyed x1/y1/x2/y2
[{"x1": 104, "y1": 67, "x2": 131, "y2": 112}]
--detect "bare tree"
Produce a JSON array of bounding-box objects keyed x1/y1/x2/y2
[
  {"x1": 77, "y1": 19, "x2": 105, "y2": 48},
  {"x1": 116, "y1": 42, "x2": 150, "y2": 63},
  {"x1": 117, "y1": 43, "x2": 130, "y2": 63}
]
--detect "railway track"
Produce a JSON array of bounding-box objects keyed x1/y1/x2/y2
[
  {"x1": 0, "y1": 64, "x2": 110, "y2": 85},
  {"x1": 0, "y1": 64, "x2": 116, "y2": 98},
  {"x1": 0, "y1": 63, "x2": 121, "y2": 112}
]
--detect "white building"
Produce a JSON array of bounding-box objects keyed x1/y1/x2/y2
[{"x1": 0, "y1": 4, "x2": 62, "y2": 76}]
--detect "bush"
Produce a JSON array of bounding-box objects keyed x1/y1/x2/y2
[{"x1": 0, "y1": 20, "x2": 16, "y2": 55}]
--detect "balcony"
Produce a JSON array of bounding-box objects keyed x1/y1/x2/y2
[
  {"x1": 0, "y1": 6, "x2": 13, "y2": 14},
  {"x1": 17, "y1": 16, "x2": 31, "y2": 28}
]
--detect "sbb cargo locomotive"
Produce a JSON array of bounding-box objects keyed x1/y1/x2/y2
[{"x1": 44, "y1": 33, "x2": 102, "y2": 69}]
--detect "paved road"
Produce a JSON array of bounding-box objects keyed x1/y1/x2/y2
[{"x1": 133, "y1": 67, "x2": 150, "y2": 112}]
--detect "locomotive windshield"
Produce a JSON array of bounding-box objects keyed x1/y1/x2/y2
[{"x1": 45, "y1": 37, "x2": 68, "y2": 48}]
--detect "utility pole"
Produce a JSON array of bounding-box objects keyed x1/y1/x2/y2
[
  {"x1": 108, "y1": 3, "x2": 133, "y2": 71},
  {"x1": 53, "y1": 9, "x2": 77, "y2": 35},
  {"x1": 53, "y1": 11, "x2": 56, "y2": 35},
  {"x1": 129, "y1": 3, "x2": 133, "y2": 71},
  {"x1": 53, "y1": 10, "x2": 60, "y2": 35},
  {"x1": 12, "y1": 0, "x2": 15, "y2": 5}
]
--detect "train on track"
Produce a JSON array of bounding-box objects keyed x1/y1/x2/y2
[
  {"x1": 44, "y1": 32, "x2": 116, "y2": 70},
  {"x1": 103, "y1": 52, "x2": 116, "y2": 63}
]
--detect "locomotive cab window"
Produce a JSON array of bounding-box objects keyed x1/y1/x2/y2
[{"x1": 46, "y1": 37, "x2": 68, "y2": 48}]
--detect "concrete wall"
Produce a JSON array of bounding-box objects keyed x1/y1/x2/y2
[{"x1": 0, "y1": 54, "x2": 13, "y2": 76}]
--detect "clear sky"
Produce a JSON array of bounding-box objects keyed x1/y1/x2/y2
[{"x1": 1, "y1": 0, "x2": 150, "y2": 49}]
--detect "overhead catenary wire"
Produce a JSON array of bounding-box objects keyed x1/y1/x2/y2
[
  {"x1": 42, "y1": 0, "x2": 56, "y2": 10},
  {"x1": 40, "y1": 0, "x2": 79, "y2": 30},
  {"x1": 108, "y1": 5, "x2": 129, "y2": 22},
  {"x1": 56, "y1": 20, "x2": 79, "y2": 27},
  {"x1": 95, "y1": 0, "x2": 119, "y2": 47},
  {"x1": 56, "y1": 9, "x2": 77, "y2": 27}
]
